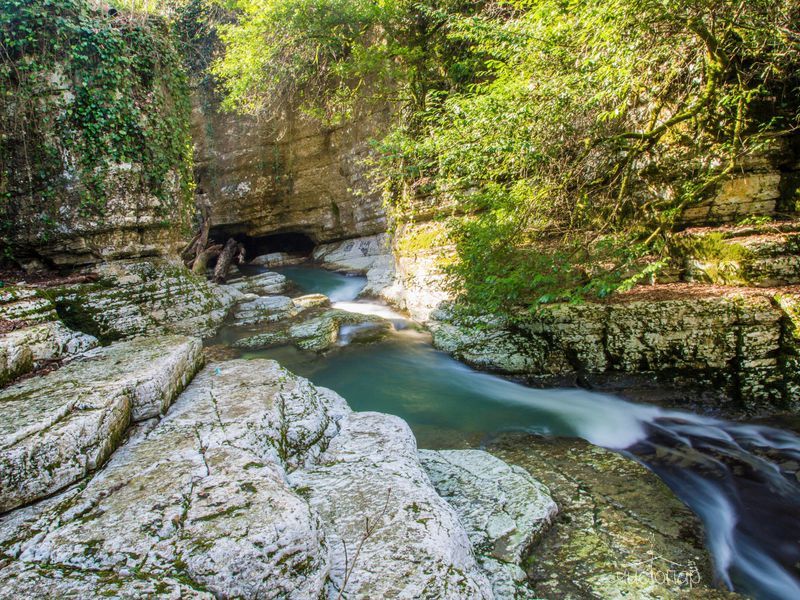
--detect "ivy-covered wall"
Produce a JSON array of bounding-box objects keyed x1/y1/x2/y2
[{"x1": 0, "y1": 0, "x2": 193, "y2": 269}]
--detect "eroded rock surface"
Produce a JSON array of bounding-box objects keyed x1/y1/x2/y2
[
  {"x1": 290, "y1": 412, "x2": 493, "y2": 599},
  {"x1": 228, "y1": 271, "x2": 288, "y2": 296},
  {"x1": 430, "y1": 290, "x2": 800, "y2": 412},
  {"x1": 420, "y1": 449, "x2": 558, "y2": 599},
  {"x1": 234, "y1": 309, "x2": 391, "y2": 353},
  {"x1": 0, "y1": 360, "x2": 339, "y2": 597},
  {"x1": 0, "y1": 336, "x2": 202, "y2": 513},
  {"x1": 48, "y1": 259, "x2": 241, "y2": 341},
  {"x1": 313, "y1": 233, "x2": 395, "y2": 296},
  {"x1": 232, "y1": 295, "x2": 297, "y2": 326},
  {"x1": 0, "y1": 287, "x2": 98, "y2": 384},
  {"x1": 1, "y1": 359, "x2": 496, "y2": 599},
  {"x1": 487, "y1": 433, "x2": 738, "y2": 599}
]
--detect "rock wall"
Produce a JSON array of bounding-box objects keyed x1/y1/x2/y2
[
  {"x1": 191, "y1": 88, "x2": 388, "y2": 244},
  {"x1": 1, "y1": 4, "x2": 193, "y2": 270},
  {"x1": 429, "y1": 290, "x2": 800, "y2": 413}
]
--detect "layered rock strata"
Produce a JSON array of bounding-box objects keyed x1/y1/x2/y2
[
  {"x1": 0, "y1": 336, "x2": 202, "y2": 512},
  {"x1": 0, "y1": 360, "x2": 497, "y2": 599}
]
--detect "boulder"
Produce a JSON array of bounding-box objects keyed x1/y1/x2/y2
[
  {"x1": 232, "y1": 309, "x2": 391, "y2": 353},
  {"x1": 290, "y1": 412, "x2": 494, "y2": 599},
  {"x1": 0, "y1": 360, "x2": 343, "y2": 597},
  {"x1": 313, "y1": 233, "x2": 395, "y2": 295},
  {"x1": 289, "y1": 310, "x2": 393, "y2": 352},
  {"x1": 292, "y1": 293, "x2": 331, "y2": 311},
  {"x1": 419, "y1": 449, "x2": 558, "y2": 599},
  {"x1": 228, "y1": 271, "x2": 288, "y2": 295},
  {"x1": 250, "y1": 252, "x2": 306, "y2": 268},
  {"x1": 0, "y1": 335, "x2": 202, "y2": 512},
  {"x1": 232, "y1": 296, "x2": 297, "y2": 326}
]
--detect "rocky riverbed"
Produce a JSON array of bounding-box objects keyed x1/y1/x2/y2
[{"x1": 0, "y1": 257, "x2": 755, "y2": 599}]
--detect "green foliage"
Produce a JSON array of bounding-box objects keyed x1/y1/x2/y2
[
  {"x1": 0, "y1": 0, "x2": 193, "y2": 256},
  {"x1": 211, "y1": 0, "x2": 488, "y2": 123},
  {"x1": 213, "y1": 0, "x2": 800, "y2": 313}
]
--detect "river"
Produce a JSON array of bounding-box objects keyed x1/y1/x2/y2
[{"x1": 237, "y1": 265, "x2": 800, "y2": 600}]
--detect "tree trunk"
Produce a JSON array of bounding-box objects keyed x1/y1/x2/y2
[
  {"x1": 181, "y1": 210, "x2": 211, "y2": 267},
  {"x1": 212, "y1": 238, "x2": 238, "y2": 284},
  {"x1": 191, "y1": 244, "x2": 223, "y2": 276}
]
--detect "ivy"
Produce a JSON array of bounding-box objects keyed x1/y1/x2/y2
[{"x1": 0, "y1": 0, "x2": 193, "y2": 258}]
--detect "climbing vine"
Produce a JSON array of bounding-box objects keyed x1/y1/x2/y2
[{"x1": 0, "y1": 0, "x2": 193, "y2": 258}]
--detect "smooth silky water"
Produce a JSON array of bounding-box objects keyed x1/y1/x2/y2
[{"x1": 242, "y1": 265, "x2": 800, "y2": 600}]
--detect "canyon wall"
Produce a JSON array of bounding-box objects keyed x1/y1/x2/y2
[
  {"x1": 191, "y1": 93, "x2": 388, "y2": 245},
  {"x1": 0, "y1": 8, "x2": 193, "y2": 270}
]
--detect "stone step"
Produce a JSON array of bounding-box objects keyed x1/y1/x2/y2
[{"x1": 0, "y1": 335, "x2": 202, "y2": 512}]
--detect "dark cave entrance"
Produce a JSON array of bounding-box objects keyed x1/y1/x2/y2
[{"x1": 209, "y1": 229, "x2": 316, "y2": 261}]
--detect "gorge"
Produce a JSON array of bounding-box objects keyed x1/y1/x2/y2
[{"x1": 1, "y1": 1, "x2": 799, "y2": 599}]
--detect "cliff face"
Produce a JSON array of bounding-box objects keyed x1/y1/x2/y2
[
  {"x1": 0, "y1": 4, "x2": 193, "y2": 270},
  {"x1": 191, "y1": 88, "x2": 388, "y2": 245}
]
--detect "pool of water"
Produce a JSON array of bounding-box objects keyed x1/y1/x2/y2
[{"x1": 243, "y1": 265, "x2": 800, "y2": 600}]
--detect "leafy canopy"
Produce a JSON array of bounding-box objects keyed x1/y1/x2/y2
[{"x1": 214, "y1": 0, "x2": 800, "y2": 312}]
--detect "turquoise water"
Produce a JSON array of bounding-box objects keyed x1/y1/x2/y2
[
  {"x1": 246, "y1": 265, "x2": 800, "y2": 600},
  {"x1": 275, "y1": 266, "x2": 367, "y2": 301}
]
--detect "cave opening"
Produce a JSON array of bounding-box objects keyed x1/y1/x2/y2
[{"x1": 209, "y1": 229, "x2": 316, "y2": 261}]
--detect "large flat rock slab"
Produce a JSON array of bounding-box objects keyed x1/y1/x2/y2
[
  {"x1": 0, "y1": 359, "x2": 346, "y2": 598},
  {"x1": 290, "y1": 412, "x2": 493, "y2": 599},
  {"x1": 0, "y1": 336, "x2": 202, "y2": 512},
  {"x1": 420, "y1": 449, "x2": 558, "y2": 599}
]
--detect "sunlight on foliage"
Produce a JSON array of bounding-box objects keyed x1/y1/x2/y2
[{"x1": 211, "y1": 0, "x2": 800, "y2": 311}]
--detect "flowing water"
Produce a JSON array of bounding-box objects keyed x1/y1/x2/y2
[{"x1": 247, "y1": 266, "x2": 800, "y2": 600}]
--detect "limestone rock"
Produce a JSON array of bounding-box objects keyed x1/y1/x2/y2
[
  {"x1": 313, "y1": 233, "x2": 395, "y2": 295},
  {"x1": 430, "y1": 292, "x2": 796, "y2": 410},
  {"x1": 192, "y1": 84, "x2": 388, "y2": 245},
  {"x1": 488, "y1": 433, "x2": 731, "y2": 599},
  {"x1": 419, "y1": 449, "x2": 558, "y2": 599},
  {"x1": 0, "y1": 360, "x2": 344, "y2": 598},
  {"x1": 681, "y1": 172, "x2": 782, "y2": 225},
  {"x1": 285, "y1": 309, "x2": 391, "y2": 352},
  {"x1": 0, "y1": 336, "x2": 202, "y2": 512},
  {"x1": 250, "y1": 252, "x2": 306, "y2": 268},
  {"x1": 290, "y1": 412, "x2": 494, "y2": 599},
  {"x1": 233, "y1": 296, "x2": 296, "y2": 326},
  {"x1": 430, "y1": 313, "x2": 539, "y2": 375},
  {"x1": 228, "y1": 271, "x2": 288, "y2": 295},
  {"x1": 419, "y1": 449, "x2": 557, "y2": 562},
  {"x1": 684, "y1": 230, "x2": 800, "y2": 287},
  {"x1": 288, "y1": 315, "x2": 339, "y2": 352},
  {"x1": 292, "y1": 293, "x2": 331, "y2": 311},
  {"x1": 233, "y1": 308, "x2": 391, "y2": 353},
  {"x1": 233, "y1": 330, "x2": 292, "y2": 350},
  {"x1": 48, "y1": 259, "x2": 241, "y2": 341},
  {"x1": 0, "y1": 321, "x2": 97, "y2": 385}
]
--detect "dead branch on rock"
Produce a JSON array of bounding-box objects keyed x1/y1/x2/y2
[
  {"x1": 212, "y1": 238, "x2": 239, "y2": 284},
  {"x1": 191, "y1": 244, "x2": 223, "y2": 275},
  {"x1": 336, "y1": 488, "x2": 392, "y2": 600}
]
